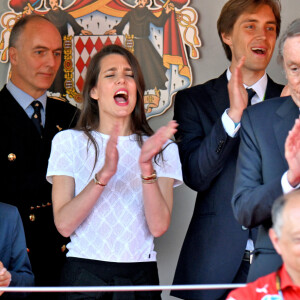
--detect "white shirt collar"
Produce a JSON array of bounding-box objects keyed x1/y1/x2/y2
[{"x1": 226, "y1": 68, "x2": 268, "y2": 103}]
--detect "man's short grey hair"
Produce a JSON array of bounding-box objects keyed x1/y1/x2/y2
[
  {"x1": 278, "y1": 18, "x2": 300, "y2": 63},
  {"x1": 9, "y1": 15, "x2": 53, "y2": 48},
  {"x1": 272, "y1": 190, "x2": 300, "y2": 237}
]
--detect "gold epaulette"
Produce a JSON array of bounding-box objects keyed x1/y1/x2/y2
[{"x1": 48, "y1": 95, "x2": 67, "y2": 102}]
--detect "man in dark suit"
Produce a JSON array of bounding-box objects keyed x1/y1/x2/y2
[
  {"x1": 232, "y1": 18, "x2": 300, "y2": 283},
  {"x1": 171, "y1": 1, "x2": 283, "y2": 299},
  {"x1": 0, "y1": 15, "x2": 78, "y2": 299},
  {"x1": 0, "y1": 202, "x2": 34, "y2": 299}
]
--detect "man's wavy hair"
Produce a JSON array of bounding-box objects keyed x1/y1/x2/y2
[{"x1": 217, "y1": 0, "x2": 281, "y2": 61}]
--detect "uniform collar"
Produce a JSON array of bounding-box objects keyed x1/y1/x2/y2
[{"x1": 6, "y1": 80, "x2": 47, "y2": 111}]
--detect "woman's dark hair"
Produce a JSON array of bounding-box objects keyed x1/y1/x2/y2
[{"x1": 76, "y1": 44, "x2": 156, "y2": 168}]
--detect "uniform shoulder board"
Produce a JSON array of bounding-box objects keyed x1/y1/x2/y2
[{"x1": 48, "y1": 95, "x2": 67, "y2": 102}]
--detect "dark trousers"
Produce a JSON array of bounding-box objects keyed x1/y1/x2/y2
[
  {"x1": 184, "y1": 257, "x2": 250, "y2": 300},
  {"x1": 217, "y1": 256, "x2": 250, "y2": 300},
  {"x1": 59, "y1": 257, "x2": 161, "y2": 300}
]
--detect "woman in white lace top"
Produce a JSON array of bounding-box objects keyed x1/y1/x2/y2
[{"x1": 46, "y1": 44, "x2": 182, "y2": 300}]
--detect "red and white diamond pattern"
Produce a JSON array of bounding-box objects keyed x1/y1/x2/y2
[{"x1": 74, "y1": 35, "x2": 124, "y2": 92}]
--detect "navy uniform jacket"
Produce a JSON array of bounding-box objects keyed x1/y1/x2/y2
[
  {"x1": 232, "y1": 96, "x2": 299, "y2": 282},
  {"x1": 0, "y1": 202, "x2": 34, "y2": 299},
  {"x1": 171, "y1": 71, "x2": 283, "y2": 300},
  {"x1": 0, "y1": 86, "x2": 78, "y2": 289}
]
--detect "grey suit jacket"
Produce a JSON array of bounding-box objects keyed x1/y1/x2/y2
[{"x1": 232, "y1": 96, "x2": 299, "y2": 282}]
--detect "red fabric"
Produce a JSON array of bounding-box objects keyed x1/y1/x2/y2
[
  {"x1": 66, "y1": 0, "x2": 189, "y2": 74},
  {"x1": 103, "y1": 0, "x2": 130, "y2": 11},
  {"x1": 155, "y1": 0, "x2": 188, "y2": 9},
  {"x1": 9, "y1": 0, "x2": 38, "y2": 12},
  {"x1": 227, "y1": 265, "x2": 300, "y2": 300},
  {"x1": 66, "y1": 0, "x2": 98, "y2": 12},
  {"x1": 163, "y1": 9, "x2": 187, "y2": 65},
  {"x1": 66, "y1": 0, "x2": 129, "y2": 12}
]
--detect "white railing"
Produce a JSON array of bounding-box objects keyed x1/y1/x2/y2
[{"x1": 0, "y1": 283, "x2": 246, "y2": 294}]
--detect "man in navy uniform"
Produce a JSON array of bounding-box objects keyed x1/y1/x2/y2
[{"x1": 0, "y1": 15, "x2": 78, "y2": 299}]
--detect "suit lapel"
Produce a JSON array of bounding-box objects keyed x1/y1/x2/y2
[
  {"x1": 210, "y1": 73, "x2": 283, "y2": 118},
  {"x1": 2, "y1": 87, "x2": 38, "y2": 134},
  {"x1": 265, "y1": 76, "x2": 283, "y2": 99},
  {"x1": 211, "y1": 71, "x2": 230, "y2": 116},
  {"x1": 44, "y1": 98, "x2": 62, "y2": 140},
  {"x1": 273, "y1": 96, "x2": 299, "y2": 161}
]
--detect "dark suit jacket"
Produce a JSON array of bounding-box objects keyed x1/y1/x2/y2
[
  {"x1": 0, "y1": 86, "x2": 78, "y2": 288},
  {"x1": 232, "y1": 96, "x2": 299, "y2": 282},
  {"x1": 172, "y1": 71, "x2": 283, "y2": 299},
  {"x1": 0, "y1": 202, "x2": 34, "y2": 299}
]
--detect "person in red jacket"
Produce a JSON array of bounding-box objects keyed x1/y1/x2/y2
[{"x1": 227, "y1": 189, "x2": 300, "y2": 300}]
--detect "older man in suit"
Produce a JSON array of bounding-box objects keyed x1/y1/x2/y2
[
  {"x1": 232, "y1": 18, "x2": 300, "y2": 283},
  {"x1": 172, "y1": 0, "x2": 283, "y2": 299},
  {"x1": 228, "y1": 190, "x2": 300, "y2": 299},
  {"x1": 0, "y1": 202, "x2": 34, "y2": 299},
  {"x1": 0, "y1": 15, "x2": 78, "y2": 299}
]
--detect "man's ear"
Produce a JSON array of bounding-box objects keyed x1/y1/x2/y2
[
  {"x1": 9, "y1": 47, "x2": 18, "y2": 65},
  {"x1": 269, "y1": 228, "x2": 282, "y2": 256},
  {"x1": 90, "y1": 87, "x2": 98, "y2": 100},
  {"x1": 221, "y1": 32, "x2": 233, "y2": 47}
]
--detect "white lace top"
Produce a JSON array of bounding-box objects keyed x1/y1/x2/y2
[{"x1": 47, "y1": 129, "x2": 182, "y2": 263}]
